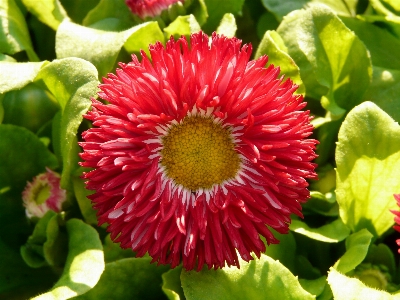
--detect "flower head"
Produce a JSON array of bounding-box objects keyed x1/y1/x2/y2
[
  {"x1": 391, "y1": 194, "x2": 400, "y2": 252},
  {"x1": 22, "y1": 168, "x2": 67, "y2": 218},
  {"x1": 125, "y1": 0, "x2": 182, "y2": 19},
  {"x1": 80, "y1": 32, "x2": 318, "y2": 271}
]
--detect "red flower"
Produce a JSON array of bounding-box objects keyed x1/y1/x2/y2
[
  {"x1": 80, "y1": 32, "x2": 318, "y2": 271},
  {"x1": 391, "y1": 194, "x2": 400, "y2": 252},
  {"x1": 125, "y1": 0, "x2": 181, "y2": 19}
]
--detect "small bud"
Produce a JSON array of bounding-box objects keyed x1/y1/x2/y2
[{"x1": 22, "y1": 168, "x2": 66, "y2": 218}]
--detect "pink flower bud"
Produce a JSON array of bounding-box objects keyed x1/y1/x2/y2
[{"x1": 22, "y1": 168, "x2": 67, "y2": 218}]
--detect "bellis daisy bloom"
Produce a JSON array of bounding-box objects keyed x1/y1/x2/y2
[
  {"x1": 391, "y1": 194, "x2": 400, "y2": 252},
  {"x1": 125, "y1": 0, "x2": 182, "y2": 19},
  {"x1": 22, "y1": 168, "x2": 67, "y2": 218},
  {"x1": 79, "y1": 32, "x2": 318, "y2": 271}
]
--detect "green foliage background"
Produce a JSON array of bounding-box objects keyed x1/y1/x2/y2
[{"x1": 1, "y1": 0, "x2": 400, "y2": 299}]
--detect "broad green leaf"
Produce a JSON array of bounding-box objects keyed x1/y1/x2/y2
[
  {"x1": 334, "y1": 229, "x2": 373, "y2": 274},
  {"x1": 290, "y1": 218, "x2": 350, "y2": 243},
  {"x1": 56, "y1": 20, "x2": 164, "y2": 78},
  {"x1": 2, "y1": 83, "x2": 60, "y2": 133},
  {"x1": 370, "y1": 0, "x2": 400, "y2": 17},
  {"x1": 0, "y1": 62, "x2": 47, "y2": 94},
  {"x1": 0, "y1": 0, "x2": 38, "y2": 61},
  {"x1": 43, "y1": 213, "x2": 68, "y2": 267},
  {"x1": 277, "y1": 5, "x2": 372, "y2": 116},
  {"x1": 162, "y1": 267, "x2": 185, "y2": 300},
  {"x1": 365, "y1": 244, "x2": 396, "y2": 276},
  {"x1": 256, "y1": 11, "x2": 279, "y2": 39},
  {"x1": 72, "y1": 176, "x2": 97, "y2": 226},
  {"x1": 359, "y1": 14, "x2": 400, "y2": 39},
  {"x1": 164, "y1": 15, "x2": 201, "y2": 40},
  {"x1": 0, "y1": 237, "x2": 55, "y2": 298},
  {"x1": 73, "y1": 257, "x2": 170, "y2": 300},
  {"x1": 21, "y1": 0, "x2": 68, "y2": 30},
  {"x1": 299, "y1": 276, "x2": 327, "y2": 298},
  {"x1": 202, "y1": 0, "x2": 245, "y2": 33},
  {"x1": 336, "y1": 101, "x2": 400, "y2": 236},
  {"x1": 186, "y1": 0, "x2": 208, "y2": 26},
  {"x1": 102, "y1": 234, "x2": 135, "y2": 263},
  {"x1": 255, "y1": 30, "x2": 305, "y2": 94},
  {"x1": 0, "y1": 53, "x2": 16, "y2": 62},
  {"x1": 124, "y1": 21, "x2": 165, "y2": 55},
  {"x1": 0, "y1": 125, "x2": 58, "y2": 191},
  {"x1": 59, "y1": 0, "x2": 100, "y2": 24},
  {"x1": 341, "y1": 17, "x2": 400, "y2": 70},
  {"x1": 381, "y1": 0, "x2": 400, "y2": 13},
  {"x1": 216, "y1": 13, "x2": 237, "y2": 38},
  {"x1": 264, "y1": 230, "x2": 297, "y2": 272},
  {"x1": 327, "y1": 268, "x2": 399, "y2": 300},
  {"x1": 33, "y1": 219, "x2": 104, "y2": 300},
  {"x1": 181, "y1": 253, "x2": 314, "y2": 300},
  {"x1": 294, "y1": 255, "x2": 322, "y2": 279},
  {"x1": 36, "y1": 58, "x2": 99, "y2": 190},
  {"x1": 363, "y1": 67, "x2": 400, "y2": 123},
  {"x1": 261, "y1": 0, "x2": 354, "y2": 21},
  {"x1": 315, "y1": 117, "x2": 343, "y2": 165},
  {"x1": 309, "y1": 165, "x2": 336, "y2": 194},
  {"x1": 20, "y1": 211, "x2": 57, "y2": 268},
  {"x1": 302, "y1": 191, "x2": 338, "y2": 217},
  {"x1": 83, "y1": 0, "x2": 136, "y2": 29}
]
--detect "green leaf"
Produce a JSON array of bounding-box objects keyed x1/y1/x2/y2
[
  {"x1": 187, "y1": 0, "x2": 208, "y2": 26},
  {"x1": 102, "y1": 234, "x2": 135, "y2": 263},
  {"x1": 72, "y1": 176, "x2": 97, "y2": 226},
  {"x1": 59, "y1": 0, "x2": 100, "y2": 24},
  {"x1": 36, "y1": 58, "x2": 99, "y2": 190},
  {"x1": 290, "y1": 218, "x2": 350, "y2": 243},
  {"x1": 202, "y1": 0, "x2": 245, "y2": 33},
  {"x1": 0, "y1": 238, "x2": 56, "y2": 298},
  {"x1": 0, "y1": 62, "x2": 47, "y2": 94},
  {"x1": 299, "y1": 276, "x2": 327, "y2": 298},
  {"x1": 277, "y1": 5, "x2": 372, "y2": 116},
  {"x1": 181, "y1": 253, "x2": 314, "y2": 300},
  {"x1": 216, "y1": 13, "x2": 237, "y2": 38},
  {"x1": 334, "y1": 229, "x2": 373, "y2": 274},
  {"x1": 56, "y1": 20, "x2": 164, "y2": 78},
  {"x1": 21, "y1": 0, "x2": 68, "y2": 30},
  {"x1": 162, "y1": 266, "x2": 185, "y2": 300},
  {"x1": 370, "y1": 0, "x2": 400, "y2": 17},
  {"x1": 264, "y1": 230, "x2": 297, "y2": 273},
  {"x1": 33, "y1": 219, "x2": 104, "y2": 300},
  {"x1": 302, "y1": 191, "x2": 338, "y2": 217},
  {"x1": 336, "y1": 101, "x2": 400, "y2": 237},
  {"x1": 124, "y1": 21, "x2": 165, "y2": 56},
  {"x1": 365, "y1": 244, "x2": 396, "y2": 276},
  {"x1": 0, "y1": 0, "x2": 38, "y2": 61},
  {"x1": 82, "y1": 0, "x2": 136, "y2": 29},
  {"x1": 315, "y1": 117, "x2": 343, "y2": 165},
  {"x1": 73, "y1": 257, "x2": 170, "y2": 300},
  {"x1": 164, "y1": 15, "x2": 201, "y2": 40},
  {"x1": 255, "y1": 30, "x2": 305, "y2": 94},
  {"x1": 327, "y1": 268, "x2": 398, "y2": 300},
  {"x1": 261, "y1": 0, "x2": 354, "y2": 21},
  {"x1": 340, "y1": 17, "x2": 400, "y2": 70},
  {"x1": 20, "y1": 211, "x2": 57, "y2": 268},
  {"x1": 0, "y1": 124, "x2": 58, "y2": 191},
  {"x1": 363, "y1": 67, "x2": 400, "y2": 123},
  {"x1": 43, "y1": 213, "x2": 68, "y2": 267},
  {"x1": 0, "y1": 53, "x2": 16, "y2": 62}
]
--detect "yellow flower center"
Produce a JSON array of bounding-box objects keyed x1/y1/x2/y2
[
  {"x1": 160, "y1": 115, "x2": 241, "y2": 191},
  {"x1": 34, "y1": 183, "x2": 50, "y2": 205}
]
